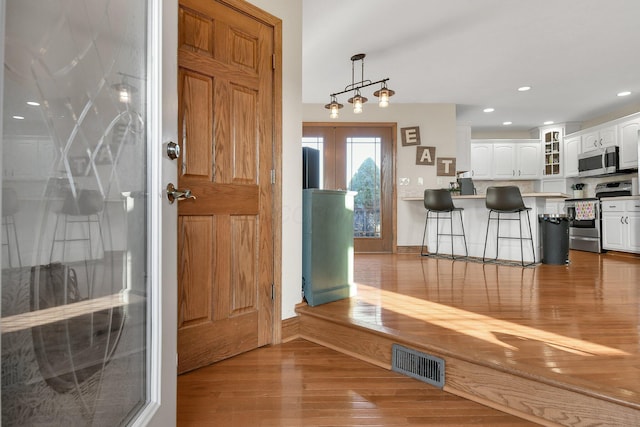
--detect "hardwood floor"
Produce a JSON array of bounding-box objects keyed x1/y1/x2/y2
[
  {"x1": 178, "y1": 250, "x2": 640, "y2": 426},
  {"x1": 177, "y1": 339, "x2": 536, "y2": 426},
  {"x1": 297, "y1": 250, "x2": 640, "y2": 426}
]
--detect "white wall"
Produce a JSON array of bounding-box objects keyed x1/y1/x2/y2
[
  {"x1": 303, "y1": 103, "x2": 457, "y2": 247},
  {"x1": 246, "y1": 0, "x2": 303, "y2": 320}
]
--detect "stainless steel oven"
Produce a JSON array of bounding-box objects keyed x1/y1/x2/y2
[
  {"x1": 564, "y1": 180, "x2": 632, "y2": 253},
  {"x1": 565, "y1": 197, "x2": 601, "y2": 252}
]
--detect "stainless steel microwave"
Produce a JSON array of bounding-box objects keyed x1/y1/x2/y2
[{"x1": 578, "y1": 145, "x2": 619, "y2": 177}]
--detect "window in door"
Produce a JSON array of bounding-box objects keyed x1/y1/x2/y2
[
  {"x1": 346, "y1": 136, "x2": 382, "y2": 238},
  {"x1": 303, "y1": 124, "x2": 395, "y2": 253}
]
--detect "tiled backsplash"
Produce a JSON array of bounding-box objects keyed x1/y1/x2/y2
[{"x1": 472, "y1": 180, "x2": 536, "y2": 195}]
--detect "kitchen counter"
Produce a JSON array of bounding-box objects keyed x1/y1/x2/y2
[
  {"x1": 402, "y1": 192, "x2": 570, "y2": 201},
  {"x1": 600, "y1": 195, "x2": 640, "y2": 201},
  {"x1": 406, "y1": 193, "x2": 569, "y2": 263}
]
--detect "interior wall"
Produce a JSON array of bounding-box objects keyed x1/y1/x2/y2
[
  {"x1": 303, "y1": 103, "x2": 457, "y2": 247},
  {"x1": 246, "y1": 0, "x2": 303, "y2": 320}
]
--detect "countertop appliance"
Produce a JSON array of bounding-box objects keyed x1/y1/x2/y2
[
  {"x1": 457, "y1": 177, "x2": 476, "y2": 195},
  {"x1": 578, "y1": 145, "x2": 620, "y2": 177},
  {"x1": 564, "y1": 180, "x2": 632, "y2": 253}
]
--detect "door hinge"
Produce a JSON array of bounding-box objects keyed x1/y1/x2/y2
[
  {"x1": 271, "y1": 169, "x2": 276, "y2": 184},
  {"x1": 272, "y1": 54, "x2": 276, "y2": 70},
  {"x1": 271, "y1": 283, "x2": 275, "y2": 300}
]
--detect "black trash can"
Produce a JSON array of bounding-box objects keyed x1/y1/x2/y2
[{"x1": 538, "y1": 214, "x2": 570, "y2": 265}]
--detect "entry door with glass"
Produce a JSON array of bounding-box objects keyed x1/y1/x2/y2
[
  {"x1": 303, "y1": 124, "x2": 395, "y2": 253},
  {"x1": 2, "y1": 1, "x2": 154, "y2": 424}
]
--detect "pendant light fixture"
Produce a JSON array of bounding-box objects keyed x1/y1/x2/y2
[
  {"x1": 324, "y1": 53, "x2": 395, "y2": 118},
  {"x1": 111, "y1": 72, "x2": 141, "y2": 104}
]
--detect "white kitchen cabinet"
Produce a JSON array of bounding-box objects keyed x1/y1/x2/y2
[
  {"x1": 564, "y1": 135, "x2": 581, "y2": 177},
  {"x1": 470, "y1": 142, "x2": 493, "y2": 179},
  {"x1": 581, "y1": 125, "x2": 617, "y2": 152},
  {"x1": 517, "y1": 142, "x2": 541, "y2": 179},
  {"x1": 472, "y1": 140, "x2": 539, "y2": 180},
  {"x1": 492, "y1": 143, "x2": 515, "y2": 179},
  {"x1": 542, "y1": 128, "x2": 562, "y2": 177},
  {"x1": 617, "y1": 115, "x2": 640, "y2": 170},
  {"x1": 630, "y1": 210, "x2": 640, "y2": 253},
  {"x1": 602, "y1": 198, "x2": 640, "y2": 253}
]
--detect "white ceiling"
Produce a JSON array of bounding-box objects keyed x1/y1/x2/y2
[{"x1": 302, "y1": 0, "x2": 640, "y2": 132}]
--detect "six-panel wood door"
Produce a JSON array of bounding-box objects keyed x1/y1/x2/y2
[{"x1": 177, "y1": 0, "x2": 275, "y2": 374}]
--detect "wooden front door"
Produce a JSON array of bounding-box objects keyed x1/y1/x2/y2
[{"x1": 177, "y1": 0, "x2": 276, "y2": 374}]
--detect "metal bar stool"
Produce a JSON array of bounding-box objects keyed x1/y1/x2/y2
[
  {"x1": 482, "y1": 186, "x2": 535, "y2": 267},
  {"x1": 2, "y1": 187, "x2": 22, "y2": 268},
  {"x1": 50, "y1": 189, "x2": 106, "y2": 263},
  {"x1": 421, "y1": 189, "x2": 468, "y2": 259}
]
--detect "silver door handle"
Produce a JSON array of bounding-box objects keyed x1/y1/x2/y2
[
  {"x1": 166, "y1": 141, "x2": 180, "y2": 160},
  {"x1": 166, "y1": 183, "x2": 196, "y2": 204}
]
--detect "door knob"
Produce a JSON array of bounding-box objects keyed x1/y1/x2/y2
[
  {"x1": 166, "y1": 183, "x2": 196, "y2": 204},
  {"x1": 166, "y1": 141, "x2": 180, "y2": 160}
]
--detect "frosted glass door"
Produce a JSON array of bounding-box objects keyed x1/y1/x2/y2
[{"x1": 2, "y1": 0, "x2": 151, "y2": 425}]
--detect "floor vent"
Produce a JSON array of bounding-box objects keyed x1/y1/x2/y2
[{"x1": 391, "y1": 344, "x2": 445, "y2": 388}]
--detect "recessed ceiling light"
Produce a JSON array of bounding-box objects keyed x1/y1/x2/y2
[
  {"x1": 517, "y1": 86, "x2": 531, "y2": 92},
  {"x1": 26, "y1": 101, "x2": 40, "y2": 106},
  {"x1": 483, "y1": 108, "x2": 495, "y2": 113},
  {"x1": 544, "y1": 121, "x2": 554, "y2": 125},
  {"x1": 12, "y1": 115, "x2": 25, "y2": 120},
  {"x1": 617, "y1": 91, "x2": 631, "y2": 97},
  {"x1": 503, "y1": 121, "x2": 512, "y2": 126}
]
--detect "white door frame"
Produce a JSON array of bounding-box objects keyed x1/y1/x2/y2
[{"x1": 133, "y1": 0, "x2": 178, "y2": 425}]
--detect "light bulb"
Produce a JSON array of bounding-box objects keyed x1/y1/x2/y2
[
  {"x1": 119, "y1": 88, "x2": 131, "y2": 103},
  {"x1": 354, "y1": 96, "x2": 363, "y2": 114},
  {"x1": 330, "y1": 104, "x2": 339, "y2": 119},
  {"x1": 378, "y1": 89, "x2": 390, "y2": 108}
]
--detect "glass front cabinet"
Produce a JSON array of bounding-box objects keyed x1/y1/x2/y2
[
  {"x1": 543, "y1": 128, "x2": 562, "y2": 176},
  {"x1": 538, "y1": 123, "x2": 582, "y2": 178}
]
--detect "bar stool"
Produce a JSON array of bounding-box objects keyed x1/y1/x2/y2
[
  {"x1": 482, "y1": 186, "x2": 535, "y2": 267},
  {"x1": 421, "y1": 189, "x2": 468, "y2": 259},
  {"x1": 50, "y1": 189, "x2": 105, "y2": 263},
  {"x1": 2, "y1": 188, "x2": 22, "y2": 268}
]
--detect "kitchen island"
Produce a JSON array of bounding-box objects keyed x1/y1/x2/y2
[{"x1": 403, "y1": 193, "x2": 569, "y2": 263}]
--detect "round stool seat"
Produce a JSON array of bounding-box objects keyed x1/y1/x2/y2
[
  {"x1": 486, "y1": 186, "x2": 528, "y2": 212},
  {"x1": 424, "y1": 188, "x2": 458, "y2": 212},
  {"x1": 61, "y1": 190, "x2": 104, "y2": 216}
]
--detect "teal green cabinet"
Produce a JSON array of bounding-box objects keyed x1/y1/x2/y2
[{"x1": 302, "y1": 190, "x2": 355, "y2": 306}]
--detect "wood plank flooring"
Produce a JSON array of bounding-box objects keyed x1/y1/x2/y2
[
  {"x1": 178, "y1": 250, "x2": 640, "y2": 426},
  {"x1": 177, "y1": 339, "x2": 536, "y2": 426},
  {"x1": 297, "y1": 250, "x2": 640, "y2": 426}
]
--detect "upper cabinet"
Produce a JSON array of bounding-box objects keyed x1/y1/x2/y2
[
  {"x1": 542, "y1": 128, "x2": 562, "y2": 177},
  {"x1": 565, "y1": 112, "x2": 639, "y2": 172},
  {"x1": 536, "y1": 123, "x2": 582, "y2": 179},
  {"x1": 469, "y1": 142, "x2": 493, "y2": 179},
  {"x1": 564, "y1": 135, "x2": 581, "y2": 177},
  {"x1": 581, "y1": 125, "x2": 617, "y2": 152},
  {"x1": 470, "y1": 140, "x2": 539, "y2": 180},
  {"x1": 617, "y1": 116, "x2": 640, "y2": 170},
  {"x1": 517, "y1": 142, "x2": 541, "y2": 179}
]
